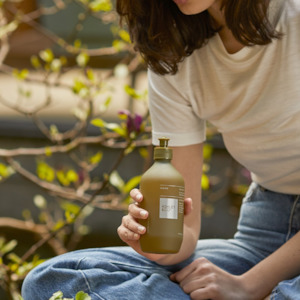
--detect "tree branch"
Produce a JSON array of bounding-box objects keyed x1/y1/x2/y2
[
  {"x1": 0, "y1": 217, "x2": 66, "y2": 256},
  {"x1": 0, "y1": 130, "x2": 152, "y2": 157}
]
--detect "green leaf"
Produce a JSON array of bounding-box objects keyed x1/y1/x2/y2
[
  {"x1": 138, "y1": 147, "x2": 149, "y2": 159},
  {"x1": 86, "y1": 68, "x2": 95, "y2": 82},
  {"x1": 78, "y1": 225, "x2": 90, "y2": 235},
  {"x1": 33, "y1": 195, "x2": 47, "y2": 209},
  {"x1": 203, "y1": 143, "x2": 213, "y2": 161},
  {"x1": 75, "y1": 291, "x2": 91, "y2": 300},
  {"x1": 89, "y1": 0, "x2": 112, "y2": 12},
  {"x1": 123, "y1": 175, "x2": 142, "y2": 194},
  {"x1": 81, "y1": 205, "x2": 94, "y2": 217},
  {"x1": 57, "y1": 170, "x2": 70, "y2": 186},
  {"x1": 65, "y1": 211, "x2": 76, "y2": 224},
  {"x1": 36, "y1": 161, "x2": 55, "y2": 182},
  {"x1": 99, "y1": 96, "x2": 112, "y2": 113},
  {"x1": 60, "y1": 202, "x2": 81, "y2": 215},
  {"x1": 74, "y1": 39, "x2": 82, "y2": 48},
  {"x1": 0, "y1": 20, "x2": 18, "y2": 38},
  {"x1": 72, "y1": 79, "x2": 89, "y2": 97},
  {"x1": 7, "y1": 253, "x2": 22, "y2": 264},
  {"x1": 13, "y1": 69, "x2": 29, "y2": 80},
  {"x1": 0, "y1": 163, "x2": 10, "y2": 178},
  {"x1": 66, "y1": 170, "x2": 79, "y2": 183},
  {"x1": 114, "y1": 64, "x2": 129, "y2": 78},
  {"x1": 112, "y1": 39, "x2": 126, "y2": 52},
  {"x1": 76, "y1": 52, "x2": 90, "y2": 67},
  {"x1": 0, "y1": 240, "x2": 17, "y2": 255},
  {"x1": 106, "y1": 123, "x2": 126, "y2": 136},
  {"x1": 124, "y1": 143, "x2": 135, "y2": 156},
  {"x1": 201, "y1": 174, "x2": 210, "y2": 190},
  {"x1": 31, "y1": 55, "x2": 41, "y2": 69},
  {"x1": 39, "y1": 49, "x2": 54, "y2": 63},
  {"x1": 91, "y1": 118, "x2": 106, "y2": 128},
  {"x1": 49, "y1": 291, "x2": 64, "y2": 300},
  {"x1": 89, "y1": 151, "x2": 103, "y2": 165},
  {"x1": 72, "y1": 107, "x2": 88, "y2": 121},
  {"x1": 45, "y1": 146, "x2": 53, "y2": 157},
  {"x1": 50, "y1": 58, "x2": 63, "y2": 72},
  {"x1": 18, "y1": 87, "x2": 32, "y2": 98},
  {"x1": 52, "y1": 220, "x2": 65, "y2": 231},
  {"x1": 118, "y1": 29, "x2": 131, "y2": 43},
  {"x1": 124, "y1": 85, "x2": 143, "y2": 99},
  {"x1": 109, "y1": 171, "x2": 124, "y2": 192}
]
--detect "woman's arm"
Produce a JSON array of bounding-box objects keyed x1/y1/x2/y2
[
  {"x1": 117, "y1": 143, "x2": 204, "y2": 265},
  {"x1": 242, "y1": 230, "x2": 300, "y2": 299},
  {"x1": 171, "y1": 228, "x2": 300, "y2": 300}
]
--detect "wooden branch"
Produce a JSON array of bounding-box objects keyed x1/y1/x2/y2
[
  {"x1": 4, "y1": 157, "x2": 126, "y2": 209},
  {"x1": 0, "y1": 217, "x2": 66, "y2": 256},
  {"x1": 20, "y1": 138, "x2": 133, "y2": 262},
  {"x1": 0, "y1": 131, "x2": 152, "y2": 157},
  {"x1": 0, "y1": 10, "x2": 11, "y2": 67}
]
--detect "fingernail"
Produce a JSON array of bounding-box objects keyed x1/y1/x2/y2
[
  {"x1": 140, "y1": 210, "x2": 147, "y2": 217},
  {"x1": 138, "y1": 226, "x2": 145, "y2": 233},
  {"x1": 136, "y1": 194, "x2": 142, "y2": 201}
]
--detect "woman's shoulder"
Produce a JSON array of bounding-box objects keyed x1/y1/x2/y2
[
  {"x1": 282, "y1": 0, "x2": 300, "y2": 20},
  {"x1": 269, "y1": 0, "x2": 299, "y2": 26}
]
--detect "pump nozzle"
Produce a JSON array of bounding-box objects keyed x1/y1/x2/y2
[
  {"x1": 154, "y1": 137, "x2": 172, "y2": 160},
  {"x1": 159, "y1": 137, "x2": 169, "y2": 148}
]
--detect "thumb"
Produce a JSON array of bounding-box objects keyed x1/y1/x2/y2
[{"x1": 184, "y1": 197, "x2": 193, "y2": 216}]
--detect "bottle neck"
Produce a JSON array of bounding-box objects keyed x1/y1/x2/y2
[{"x1": 154, "y1": 159, "x2": 171, "y2": 163}]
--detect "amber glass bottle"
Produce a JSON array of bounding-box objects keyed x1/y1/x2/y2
[{"x1": 139, "y1": 138, "x2": 185, "y2": 253}]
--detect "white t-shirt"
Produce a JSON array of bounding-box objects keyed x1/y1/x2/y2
[{"x1": 148, "y1": 0, "x2": 300, "y2": 194}]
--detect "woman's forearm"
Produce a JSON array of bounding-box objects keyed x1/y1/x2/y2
[
  {"x1": 242, "y1": 231, "x2": 300, "y2": 299},
  {"x1": 156, "y1": 220, "x2": 200, "y2": 265}
]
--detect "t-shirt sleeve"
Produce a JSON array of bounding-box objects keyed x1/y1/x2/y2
[{"x1": 148, "y1": 69, "x2": 206, "y2": 147}]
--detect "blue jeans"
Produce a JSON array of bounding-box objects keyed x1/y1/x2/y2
[{"x1": 22, "y1": 183, "x2": 300, "y2": 300}]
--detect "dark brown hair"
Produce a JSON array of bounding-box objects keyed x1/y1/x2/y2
[{"x1": 116, "y1": 0, "x2": 281, "y2": 75}]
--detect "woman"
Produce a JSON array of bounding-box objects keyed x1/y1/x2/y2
[{"x1": 22, "y1": 0, "x2": 300, "y2": 299}]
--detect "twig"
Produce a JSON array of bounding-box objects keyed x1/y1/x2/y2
[
  {"x1": 20, "y1": 138, "x2": 133, "y2": 262},
  {"x1": 0, "y1": 10, "x2": 11, "y2": 67},
  {"x1": 0, "y1": 130, "x2": 152, "y2": 157},
  {"x1": 0, "y1": 217, "x2": 66, "y2": 256},
  {"x1": 4, "y1": 157, "x2": 125, "y2": 210}
]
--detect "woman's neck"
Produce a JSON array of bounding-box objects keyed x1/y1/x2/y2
[{"x1": 208, "y1": 4, "x2": 245, "y2": 54}]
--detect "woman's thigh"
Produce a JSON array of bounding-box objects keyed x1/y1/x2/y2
[
  {"x1": 21, "y1": 247, "x2": 190, "y2": 300},
  {"x1": 21, "y1": 237, "x2": 267, "y2": 300},
  {"x1": 22, "y1": 183, "x2": 300, "y2": 300}
]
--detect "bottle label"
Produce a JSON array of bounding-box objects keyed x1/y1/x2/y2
[
  {"x1": 159, "y1": 185, "x2": 184, "y2": 219},
  {"x1": 159, "y1": 197, "x2": 178, "y2": 219}
]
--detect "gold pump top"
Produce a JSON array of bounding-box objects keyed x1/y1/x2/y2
[
  {"x1": 154, "y1": 137, "x2": 172, "y2": 160},
  {"x1": 159, "y1": 137, "x2": 169, "y2": 147}
]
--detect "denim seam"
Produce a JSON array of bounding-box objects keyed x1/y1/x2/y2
[
  {"x1": 108, "y1": 259, "x2": 162, "y2": 270},
  {"x1": 286, "y1": 195, "x2": 300, "y2": 242},
  {"x1": 108, "y1": 260, "x2": 171, "y2": 277},
  {"x1": 75, "y1": 257, "x2": 85, "y2": 270},
  {"x1": 77, "y1": 257, "x2": 106, "y2": 300},
  {"x1": 78, "y1": 269, "x2": 105, "y2": 300}
]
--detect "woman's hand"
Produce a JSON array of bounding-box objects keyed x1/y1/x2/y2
[
  {"x1": 170, "y1": 257, "x2": 252, "y2": 300},
  {"x1": 117, "y1": 188, "x2": 193, "y2": 262}
]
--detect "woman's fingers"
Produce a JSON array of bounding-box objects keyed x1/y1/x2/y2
[
  {"x1": 128, "y1": 202, "x2": 148, "y2": 219},
  {"x1": 184, "y1": 197, "x2": 193, "y2": 215},
  {"x1": 130, "y1": 188, "x2": 143, "y2": 203},
  {"x1": 170, "y1": 257, "x2": 211, "y2": 283},
  {"x1": 118, "y1": 214, "x2": 144, "y2": 241},
  {"x1": 117, "y1": 189, "x2": 148, "y2": 243}
]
